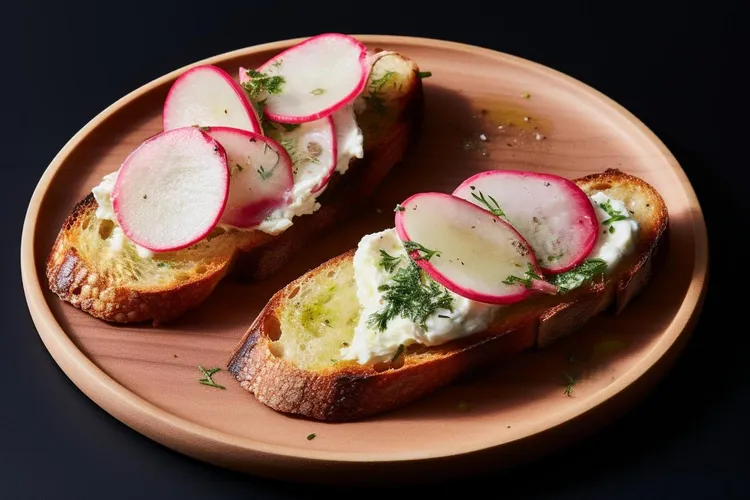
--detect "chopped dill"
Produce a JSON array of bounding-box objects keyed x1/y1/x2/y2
[
  {"x1": 367, "y1": 260, "x2": 454, "y2": 332},
  {"x1": 363, "y1": 70, "x2": 395, "y2": 114},
  {"x1": 241, "y1": 69, "x2": 285, "y2": 99},
  {"x1": 502, "y1": 262, "x2": 542, "y2": 288},
  {"x1": 279, "y1": 138, "x2": 322, "y2": 166},
  {"x1": 197, "y1": 366, "x2": 225, "y2": 390},
  {"x1": 598, "y1": 199, "x2": 629, "y2": 227},
  {"x1": 403, "y1": 240, "x2": 441, "y2": 261},
  {"x1": 279, "y1": 122, "x2": 300, "y2": 132},
  {"x1": 471, "y1": 189, "x2": 505, "y2": 218},
  {"x1": 257, "y1": 165, "x2": 274, "y2": 180},
  {"x1": 547, "y1": 251, "x2": 564, "y2": 262},
  {"x1": 550, "y1": 258, "x2": 607, "y2": 292},
  {"x1": 563, "y1": 373, "x2": 575, "y2": 397},
  {"x1": 378, "y1": 249, "x2": 403, "y2": 273}
]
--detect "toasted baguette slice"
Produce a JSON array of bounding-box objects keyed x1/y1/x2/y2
[
  {"x1": 46, "y1": 50, "x2": 424, "y2": 325},
  {"x1": 228, "y1": 169, "x2": 669, "y2": 421}
]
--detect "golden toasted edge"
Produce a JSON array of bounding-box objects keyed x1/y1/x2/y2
[
  {"x1": 45, "y1": 51, "x2": 424, "y2": 324},
  {"x1": 227, "y1": 169, "x2": 670, "y2": 421},
  {"x1": 45, "y1": 194, "x2": 233, "y2": 325}
]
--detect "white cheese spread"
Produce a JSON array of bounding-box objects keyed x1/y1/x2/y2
[
  {"x1": 91, "y1": 104, "x2": 363, "y2": 251},
  {"x1": 342, "y1": 193, "x2": 640, "y2": 365}
]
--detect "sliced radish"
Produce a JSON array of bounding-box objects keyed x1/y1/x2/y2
[
  {"x1": 453, "y1": 170, "x2": 599, "y2": 274},
  {"x1": 267, "y1": 116, "x2": 337, "y2": 193},
  {"x1": 163, "y1": 65, "x2": 261, "y2": 133},
  {"x1": 395, "y1": 193, "x2": 557, "y2": 305},
  {"x1": 239, "y1": 66, "x2": 250, "y2": 85},
  {"x1": 252, "y1": 33, "x2": 369, "y2": 123},
  {"x1": 204, "y1": 127, "x2": 293, "y2": 228},
  {"x1": 112, "y1": 127, "x2": 229, "y2": 252}
]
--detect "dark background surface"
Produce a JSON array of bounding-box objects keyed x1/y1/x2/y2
[{"x1": 3, "y1": 0, "x2": 746, "y2": 498}]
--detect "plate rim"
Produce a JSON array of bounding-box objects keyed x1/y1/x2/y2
[{"x1": 20, "y1": 34, "x2": 709, "y2": 468}]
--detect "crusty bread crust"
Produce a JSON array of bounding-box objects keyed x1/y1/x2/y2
[
  {"x1": 46, "y1": 194, "x2": 236, "y2": 324},
  {"x1": 46, "y1": 51, "x2": 424, "y2": 324},
  {"x1": 227, "y1": 169, "x2": 669, "y2": 421}
]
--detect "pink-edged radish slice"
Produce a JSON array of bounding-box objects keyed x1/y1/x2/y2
[
  {"x1": 395, "y1": 193, "x2": 557, "y2": 305},
  {"x1": 252, "y1": 33, "x2": 369, "y2": 123},
  {"x1": 239, "y1": 66, "x2": 250, "y2": 85},
  {"x1": 163, "y1": 65, "x2": 261, "y2": 133},
  {"x1": 112, "y1": 127, "x2": 229, "y2": 252},
  {"x1": 271, "y1": 115, "x2": 337, "y2": 193},
  {"x1": 453, "y1": 170, "x2": 599, "y2": 274},
  {"x1": 204, "y1": 127, "x2": 294, "y2": 228}
]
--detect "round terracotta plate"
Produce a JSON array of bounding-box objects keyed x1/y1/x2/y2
[{"x1": 21, "y1": 35, "x2": 708, "y2": 484}]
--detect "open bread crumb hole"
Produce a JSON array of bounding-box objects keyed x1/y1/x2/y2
[
  {"x1": 98, "y1": 220, "x2": 114, "y2": 240},
  {"x1": 264, "y1": 314, "x2": 282, "y2": 341},
  {"x1": 326, "y1": 270, "x2": 336, "y2": 278},
  {"x1": 287, "y1": 286, "x2": 300, "y2": 299},
  {"x1": 590, "y1": 182, "x2": 612, "y2": 191},
  {"x1": 195, "y1": 265, "x2": 207, "y2": 274}
]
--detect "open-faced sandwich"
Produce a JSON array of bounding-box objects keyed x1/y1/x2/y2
[
  {"x1": 46, "y1": 33, "x2": 425, "y2": 324},
  {"x1": 228, "y1": 168, "x2": 669, "y2": 421}
]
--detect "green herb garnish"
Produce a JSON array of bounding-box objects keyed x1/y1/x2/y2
[
  {"x1": 194, "y1": 125, "x2": 211, "y2": 132},
  {"x1": 403, "y1": 241, "x2": 441, "y2": 261},
  {"x1": 550, "y1": 258, "x2": 607, "y2": 292},
  {"x1": 156, "y1": 262, "x2": 169, "y2": 268},
  {"x1": 197, "y1": 366, "x2": 225, "y2": 389},
  {"x1": 242, "y1": 69, "x2": 285, "y2": 99},
  {"x1": 470, "y1": 188, "x2": 505, "y2": 218},
  {"x1": 280, "y1": 138, "x2": 322, "y2": 167},
  {"x1": 378, "y1": 249, "x2": 403, "y2": 273},
  {"x1": 522, "y1": 92, "x2": 531, "y2": 99},
  {"x1": 257, "y1": 165, "x2": 274, "y2": 180},
  {"x1": 363, "y1": 70, "x2": 395, "y2": 115},
  {"x1": 367, "y1": 260, "x2": 454, "y2": 332},
  {"x1": 417, "y1": 71, "x2": 432, "y2": 79},
  {"x1": 394, "y1": 203, "x2": 405, "y2": 212},
  {"x1": 279, "y1": 122, "x2": 300, "y2": 132},
  {"x1": 310, "y1": 88, "x2": 326, "y2": 95},
  {"x1": 235, "y1": 163, "x2": 244, "y2": 173},
  {"x1": 502, "y1": 262, "x2": 542, "y2": 288},
  {"x1": 547, "y1": 251, "x2": 564, "y2": 262},
  {"x1": 563, "y1": 373, "x2": 575, "y2": 397},
  {"x1": 307, "y1": 433, "x2": 316, "y2": 440},
  {"x1": 391, "y1": 344, "x2": 405, "y2": 362},
  {"x1": 598, "y1": 199, "x2": 629, "y2": 227}
]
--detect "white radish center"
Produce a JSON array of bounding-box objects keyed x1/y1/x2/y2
[
  {"x1": 454, "y1": 172, "x2": 597, "y2": 272},
  {"x1": 113, "y1": 127, "x2": 228, "y2": 251},
  {"x1": 206, "y1": 128, "x2": 293, "y2": 228},
  {"x1": 258, "y1": 34, "x2": 366, "y2": 120},
  {"x1": 397, "y1": 193, "x2": 537, "y2": 304},
  {"x1": 164, "y1": 66, "x2": 258, "y2": 133},
  {"x1": 270, "y1": 117, "x2": 336, "y2": 193}
]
